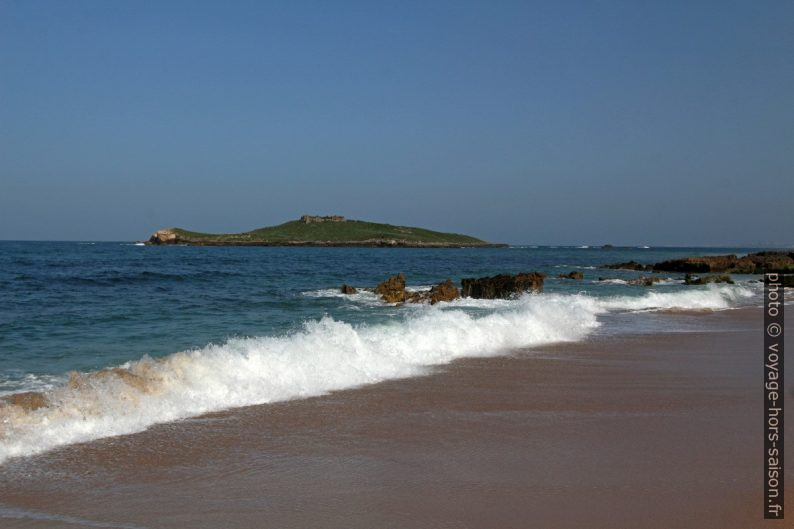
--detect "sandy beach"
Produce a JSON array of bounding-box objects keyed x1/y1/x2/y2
[{"x1": 0, "y1": 306, "x2": 790, "y2": 529}]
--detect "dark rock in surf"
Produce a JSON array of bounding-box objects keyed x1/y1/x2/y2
[
  {"x1": 426, "y1": 279, "x2": 460, "y2": 304},
  {"x1": 626, "y1": 276, "x2": 665, "y2": 286},
  {"x1": 558, "y1": 271, "x2": 584, "y2": 280},
  {"x1": 683, "y1": 274, "x2": 734, "y2": 285},
  {"x1": 340, "y1": 284, "x2": 357, "y2": 294},
  {"x1": 406, "y1": 279, "x2": 461, "y2": 305},
  {"x1": 461, "y1": 272, "x2": 545, "y2": 299},
  {"x1": 604, "y1": 261, "x2": 652, "y2": 271},
  {"x1": 653, "y1": 255, "x2": 739, "y2": 274},
  {"x1": 652, "y1": 251, "x2": 794, "y2": 274},
  {"x1": 375, "y1": 274, "x2": 407, "y2": 303},
  {"x1": 747, "y1": 251, "x2": 794, "y2": 273}
]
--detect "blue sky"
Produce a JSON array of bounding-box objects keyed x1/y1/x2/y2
[{"x1": 1, "y1": 0, "x2": 792, "y2": 245}]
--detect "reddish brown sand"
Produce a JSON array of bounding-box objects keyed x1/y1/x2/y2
[{"x1": 0, "y1": 307, "x2": 790, "y2": 529}]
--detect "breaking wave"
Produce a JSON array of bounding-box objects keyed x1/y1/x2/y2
[{"x1": 0, "y1": 283, "x2": 756, "y2": 463}]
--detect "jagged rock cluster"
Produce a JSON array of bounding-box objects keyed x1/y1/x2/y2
[
  {"x1": 604, "y1": 251, "x2": 794, "y2": 274},
  {"x1": 374, "y1": 273, "x2": 410, "y2": 303},
  {"x1": 604, "y1": 260, "x2": 650, "y2": 271},
  {"x1": 461, "y1": 272, "x2": 545, "y2": 299},
  {"x1": 598, "y1": 250, "x2": 794, "y2": 286},
  {"x1": 372, "y1": 274, "x2": 462, "y2": 304},
  {"x1": 341, "y1": 271, "x2": 546, "y2": 304}
]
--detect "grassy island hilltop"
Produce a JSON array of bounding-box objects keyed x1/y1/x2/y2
[{"x1": 146, "y1": 215, "x2": 506, "y2": 247}]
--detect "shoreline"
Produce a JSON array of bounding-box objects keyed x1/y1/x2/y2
[{"x1": 0, "y1": 306, "x2": 789, "y2": 528}]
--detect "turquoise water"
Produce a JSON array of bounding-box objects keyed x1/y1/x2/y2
[{"x1": 0, "y1": 241, "x2": 766, "y2": 462}]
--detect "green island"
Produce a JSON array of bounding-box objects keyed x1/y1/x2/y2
[{"x1": 146, "y1": 215, "x2": 506, "y2": 247}]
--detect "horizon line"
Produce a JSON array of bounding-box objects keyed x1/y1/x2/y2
[{"x1": 0, "y1": 239, "x2": 791, "y2": 249}]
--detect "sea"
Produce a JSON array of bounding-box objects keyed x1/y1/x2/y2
[{"x1": 0, "y1": 241, "x2": 769, "y2": 464}]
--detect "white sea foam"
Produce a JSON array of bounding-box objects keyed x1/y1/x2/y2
[
  {"x1": 303, "y1": 285, "x2": 432, "y2": 306},
  {"x1": 447, "y1": 283, "x2": 756, "y2": 313},
  {"x1": 597, "y1": 278, "x2": 628, "y2": 285},
  {"x1": 594, "y1": 283, "x2": 757, "y2": 312},
  {"x1": 598, "y1": 277, "x2": 682, "y2": 286},
  {"x1": 0, "y1": 284, "x2": 757, "y2": 463},
  {"x1": 302, "y1": 287, "x2": 382, "y2": 305},
  {"x1": 655, "y1": 278, "x2": 685, "y2": 286}
]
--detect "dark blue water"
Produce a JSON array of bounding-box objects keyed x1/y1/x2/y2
[{"x1": 0, "y1": 241, "x2": 763, "y2": 392}]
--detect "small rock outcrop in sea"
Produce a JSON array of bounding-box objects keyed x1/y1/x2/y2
[
  {"x1": 683, "y1": 274, "x2": 734, "y2": 285},
  {"x1": 653, "y1": 255, "x2": 739, "y2": 274},
  {"x1": 626, "y1": 276, "x2": 665, "y2": 286},
  {"x1": 375, "y1": 274, "x2": 407, "y2": 303},
  {"x1": 652, "y1": 251, "x2": 794, "y2": 274},
  {"x1": 461, "y1": 272, "x2": 545, "y2": 299},
  {"x1": 426, "y1": 279, "x2": 461, "y2": 304},
  {"x1": 604, "y1": 260, "x2": 652, "y2": 271},
  {"x1": 0, "y1": 391, "x2": 48, "y2": 411},
  {"x1": 372, "y1": 275, "x2": 460, "y2": 304},
  {"x1": 603, "y1": 251, "x2": 794, "y2": 275},
  {"x1": 558, "y1": 271, "x2": 584, "y2": 280},
  {"x1": 340, "y1": 284, "x2": 357, "y2": 294},
  {"x1": 407, "y1": 279, "x2": 461, "y2": 305}
]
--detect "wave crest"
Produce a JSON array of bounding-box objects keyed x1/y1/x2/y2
[{"x1": 0, "y1": 284, "x2": 756, "y2": 463}]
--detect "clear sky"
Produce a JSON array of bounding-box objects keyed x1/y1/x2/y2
[{"x1": 1, "y1": 1, "x2": 792, "y2": 245}]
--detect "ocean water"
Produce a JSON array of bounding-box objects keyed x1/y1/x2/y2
[{"x1": 0, "y1": 242, "x2": 766, "y2": 462}]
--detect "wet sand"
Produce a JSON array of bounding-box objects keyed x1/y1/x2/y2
[{"x1": 0, "y1": 307, "x2": 790, "y2": 529}]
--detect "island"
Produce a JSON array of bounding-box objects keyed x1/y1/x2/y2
[{"x1": 145, "y1": 215, "x2": 507, "y2": 248}]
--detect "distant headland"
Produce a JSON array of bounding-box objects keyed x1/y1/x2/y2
[{"x1": 146, "y1": 215, "x2": 507, "y2": 248}]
